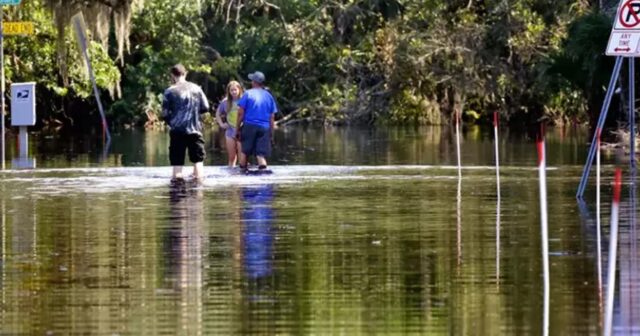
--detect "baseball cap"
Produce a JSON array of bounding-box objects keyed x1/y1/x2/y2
[{"x1": 248, "y1": 71, "x2": 266, "y2": 84}]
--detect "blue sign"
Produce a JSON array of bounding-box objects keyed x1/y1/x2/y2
[{"x1": 0, "y1": 0, "x2": 20, "y2": 4}]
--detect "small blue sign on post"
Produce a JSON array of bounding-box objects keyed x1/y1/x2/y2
[{"x1": 0, "y1": 0, "x2": 21, "y2": 4}]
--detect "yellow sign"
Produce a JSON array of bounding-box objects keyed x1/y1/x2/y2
[{"x1": 3, "y1": 22, "x2": 34, "y2": 36}]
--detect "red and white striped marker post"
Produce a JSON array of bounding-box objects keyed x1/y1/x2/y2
[
  {"x1": 604, "y1": 168, "x2": 623, "y2": 336},
  {"x1": 537, "y1": 134, "x2": 550, "y2": 336}
]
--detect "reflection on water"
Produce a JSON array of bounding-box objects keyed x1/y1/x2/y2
[
  {"x1": 163, "y1": 181, "x2": 204, "y2": 335},
  {"x1": 241, "y1": 185, "x2": 274, "y2": 281},
  {"x1": 579, "y1": 170, "x2": 640, "y2": 336},
  {"x1": 0, "y1": 126, "x2": 639, "y2": 334},
  {"x1": 4, "y1": 125, "x2": 592, "y2": 168},
  {"x1": 239, "y1": 185, "x2": 276, "y2": 334},
  {"x1": 615, "y1": 173, "x2": 640, "y2": 335}
]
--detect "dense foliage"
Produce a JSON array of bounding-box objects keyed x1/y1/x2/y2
[{"x1": 1, "y1": 0, "x2": 624, "y2": 130}]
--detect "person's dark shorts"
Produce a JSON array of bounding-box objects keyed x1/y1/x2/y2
[
  {"x1": 169, "y1": 131, "x2": 205, "y2": 165},
  {"x1": 241, "y1": 123, "x2": 271, "y2": 157}
]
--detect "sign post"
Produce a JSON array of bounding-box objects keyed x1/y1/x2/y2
[
  {"x1": 609, "y1": 0, "x2": 639, "y2": 171},
  {"x1": 0, "y1": 0, "x2": 23, "y2": 170},
  {"x1": 2, "y1": 6, "x2": 5, "y2": 170},
  {"x1": 71, "y1": 13, "x2": 110, "y2": 145}
]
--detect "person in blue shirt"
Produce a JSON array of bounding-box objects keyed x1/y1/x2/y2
[
  {"x1": 235, "y1": 71, "x2": 278, "y2": 171},
  {"x1": 161, "y1": 64, "x2": 210, "y2": 181}
]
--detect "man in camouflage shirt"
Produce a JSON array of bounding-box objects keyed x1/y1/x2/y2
[{"x1": 161, "y1": 64, "x2": 210, "y2": 180}]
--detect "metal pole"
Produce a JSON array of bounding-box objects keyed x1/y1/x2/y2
[
  {"x1": 18, "y1": 126, "x2": 26, "y2": 158},
  {"x1": 72, "y1": 16, "x2": 110, "y2": 144},
  {"x1": 630, "y1": 57, "x2": 636, "y2": 170},
  {"x1": 1, "y1": 6, "x2": 5, "y2": 171},
  {"x1": 577, "y1": 56, "x2": 625, "y2": 199}
]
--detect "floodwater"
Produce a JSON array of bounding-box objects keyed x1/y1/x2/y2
[{"x1": 0, "y1": 125, "x2": 637, "y2": 335}]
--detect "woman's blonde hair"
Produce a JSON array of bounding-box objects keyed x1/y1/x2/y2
[{"x1": 226, "y1": 81, "x2": 244, "y2": 113}]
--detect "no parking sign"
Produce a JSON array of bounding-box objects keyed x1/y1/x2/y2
[{"x1": 607, "y1": 0, "x2": 640, "y2": 56}]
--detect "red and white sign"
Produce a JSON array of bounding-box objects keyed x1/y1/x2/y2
[{"x1": 607, "y1": 0, "x2": 640, "y2": 56}]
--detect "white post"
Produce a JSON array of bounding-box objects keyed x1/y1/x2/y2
[
  {"x1": 456, "y1": 108, "x2": 463, "y2": 269},
  {"x1": 494, "y1": 112, "x2": 501, "y2": 284},
  {"x1": 457, "y1": 174, "x2": 462, "y2": 268},
  {"x1": 456, "y1": 109, "x2": 462, "y2": 178},
  {"x1": 494, "y1": 112, "x2": 500, "y2": 195},
  {"x1": 604, "y1": 169, "x2": 622, "y2": 336},
  {"x1": 538, "y1": 138, "x2": 550, "y2": 336},
  {"x1": 18, "y1": 126, "x2": 26, "y2": 157},
  {"x1": 496, "y1": 178, "x2": 501, "y2": 285}
]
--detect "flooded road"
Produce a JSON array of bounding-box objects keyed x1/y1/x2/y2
[{"x1": 0, "y1": 126, "x2": 636, "y2": 335}]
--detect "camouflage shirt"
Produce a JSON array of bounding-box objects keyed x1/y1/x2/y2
[{"x1": 161, "y1": 81, "x2": 210, "y2": 134}]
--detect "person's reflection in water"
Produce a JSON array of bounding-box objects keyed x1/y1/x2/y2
[
  {"x1": 164, "y1": 179, "x2": 204, "y2": 335},
  {"x1": 238, "y1": 184, "x2": 276, "y2": 333},
  {"x1": 241, "y1": 184, "x2": 274, "y2": 281}
]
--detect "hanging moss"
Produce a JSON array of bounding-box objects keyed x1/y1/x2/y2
[{"x1": 44, "y1": 0, "x2": 143, "y2": 65}]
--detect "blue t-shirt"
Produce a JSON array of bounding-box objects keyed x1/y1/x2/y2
[{"x1": 237, "y1": 88, "x2": 277, "y2": 129}]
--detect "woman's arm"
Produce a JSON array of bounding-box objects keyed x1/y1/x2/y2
[
  {"x1": 215, "y1": 104, "x2": 228, "y2": 129},
  {"x1": 236, "y1": 106, "x2": 245, "y2": 130}
]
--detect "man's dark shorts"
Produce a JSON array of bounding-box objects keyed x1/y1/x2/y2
[
  {"x1": 241, "y1": 123, "x2": 271, "y2": 157},
  {"x1": 169, "y1": 131, "x2": 205, "y2": 165}
]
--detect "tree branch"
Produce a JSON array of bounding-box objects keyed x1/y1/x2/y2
[{"x1": 259, "y1": 0, "x2": 286, "y2": 25}]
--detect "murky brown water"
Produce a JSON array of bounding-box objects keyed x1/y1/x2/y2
[{"x1": 0, "y1": 126, "x2": 637, "y2": 335}]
